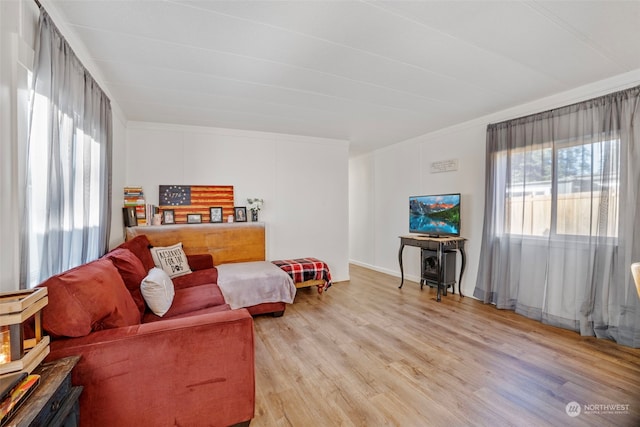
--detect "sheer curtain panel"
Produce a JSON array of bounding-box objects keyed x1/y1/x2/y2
[
  {"x1": 21, "y1": 11, "x2": 112, "y2": 288},
  {"x1": 474, "y1": 86, "x2": 640, "y2": 347}
]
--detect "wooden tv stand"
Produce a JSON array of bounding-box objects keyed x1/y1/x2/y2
[{"x1": 398, "y1": 235, "x2": 466, "y2": 302}]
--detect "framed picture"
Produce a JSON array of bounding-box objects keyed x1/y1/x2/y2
[
  {"x1": 209, "y1": 207, "x2": 223, "y2": 223},
  {"x1": 122, "y1": 207, "x2": 138, "y2": 227},
  {"x1": 234, "y1": 206, "x2": 247, "y2": 222},
  {"x1": 162, "y1": 209, "x2": 175, "y2": 224},
  {"x1": 187, "y1": 213, "x2": 202, "y2": 224}
]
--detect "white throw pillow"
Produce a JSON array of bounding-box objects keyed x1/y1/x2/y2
[
  {"x1": 149, "y1": 242, "x2": 192, "y2": 278},
  {"x1": 140, "y1": 268, "x2": 175, "y2": 317}
]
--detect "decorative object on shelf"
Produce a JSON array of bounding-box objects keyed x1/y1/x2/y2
[
  {"x1": 209, "y1": 207, "x2": 223, "y2": 223},
  {"x1": 227, "y1": 215, "x2": 234, "y2": 223},
  {"x1": 0, "y1": 289, "x2": 50, "y2": 375},
  {"x1": 152, "y1": 213, "x2": 162, "y2": 226},
  {"x1": 122, "y1": 206, "x2": 138, "y2": 227},
  {"x1": 186, "y1": 213, "x2": 202, "y2": 224},
  {"x1": 162, "y1": 209, "x2": 175, "y2": 224},
  {"x1": 247, "y1": 198, "x2": 263, "y2": 222},
  {"x1": 234, "y1": 207, "x2": 247, "y2": 222}
]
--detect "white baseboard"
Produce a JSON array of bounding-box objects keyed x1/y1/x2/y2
[
  {"x1": 348, "y1": 259, "x2": 422, "y2": 284},
  {"x1": 348, "y1": 258, "x2": 478, "y2": 298}
]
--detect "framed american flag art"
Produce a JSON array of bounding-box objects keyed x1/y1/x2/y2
[{"x1": 159, "y1": 185, "x2": 234, "y2": 224}]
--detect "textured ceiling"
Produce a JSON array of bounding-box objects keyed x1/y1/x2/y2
[{"x1": 47, "y1": 0, "x2": 640, "y2": 155}]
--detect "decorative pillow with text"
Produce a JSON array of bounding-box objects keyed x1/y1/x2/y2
[{"x1": 150, "y1": 242, "x2": 192, "y2": 278}]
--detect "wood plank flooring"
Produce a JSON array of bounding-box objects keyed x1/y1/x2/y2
[{"x1": 251, "y1": 264, "x2": 640, "y2": 427}]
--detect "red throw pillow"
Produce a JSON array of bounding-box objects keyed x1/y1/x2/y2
[
  {"x1": 104, "y1": 248, "x2": 148, "y2": 315},
  {"x1": 115, "y1": 235, "x2": 155, "y2": 271},
  {"x1": 38, "y1": 258, "x2": 141, "y2": 338}
]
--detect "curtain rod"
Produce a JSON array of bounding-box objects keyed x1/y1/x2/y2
[{"x1": 488, "y1": 84, "x2": 640, "y2": 128}]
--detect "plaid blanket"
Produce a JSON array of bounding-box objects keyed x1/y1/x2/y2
[{"x1": 271, "y1": 258, "x2": 333, "y2": 293}]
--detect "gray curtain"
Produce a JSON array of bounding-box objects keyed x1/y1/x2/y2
[
  {"x1": 21, "y1": 11, "x2": 112, "y2": 287},
  {"x1": 474, "y1": 86, "x2": 640, "y2": 348}
]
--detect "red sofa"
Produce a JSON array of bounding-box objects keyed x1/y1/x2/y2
[{"x1": 37, "y1": 235, "x2": 255, "y2": 427}]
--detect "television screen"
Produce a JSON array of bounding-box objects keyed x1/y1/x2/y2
[{"x1": 409, "y1": 193, "x2": 461, "y2": 237}]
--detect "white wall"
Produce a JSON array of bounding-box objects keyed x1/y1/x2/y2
[
  {"x1": 349, "y1": 123, "x2": 485, "y2": 290},
  {"x1": 125, "y1": 122, "x2": 350, "y2": 282},
  {"x1": 350, "y1": 70, "x2": 640, "y2": 296}
]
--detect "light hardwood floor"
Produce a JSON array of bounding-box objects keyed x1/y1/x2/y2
[{"x1": 251, "y1": 264, "x2": 640, "y2": 427}]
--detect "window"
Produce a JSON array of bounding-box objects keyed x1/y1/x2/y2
[
  {"x1": 474, "y1": 85, "x2": 640, "y2": 348},
  {"x1": 24, "y1": 84, "x2": 107, "y2": 286},
  {"x1": 504, "y1": 138, "x2": 620, "y2": 238}
]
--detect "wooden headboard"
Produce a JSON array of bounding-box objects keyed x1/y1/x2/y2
[{"x1": 125, "y1": 223, "x2": 265, "y2": 264}]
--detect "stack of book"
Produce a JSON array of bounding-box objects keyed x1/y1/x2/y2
[{"x1": 124, "y1": 187, "x2": 146, "y2": 225}]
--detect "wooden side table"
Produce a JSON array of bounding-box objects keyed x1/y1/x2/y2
[{"x1": 6, "y1": 355, "x2": 82, "y2": 427}]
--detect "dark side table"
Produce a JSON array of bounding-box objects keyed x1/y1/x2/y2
[
  {"x1": 398, "y1": 235, "x2": 467, "y2": 302},
  {"x1": 6, "y1": 355, "x2": 82, "y2": 427}
]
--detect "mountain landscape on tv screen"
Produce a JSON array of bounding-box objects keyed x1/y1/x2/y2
[{"x1": 410, "y1": 195, "x2": 460, "y2": 235}]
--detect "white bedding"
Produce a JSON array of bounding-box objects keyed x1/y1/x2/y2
[{"x1": 216, "y1": 261, "x2": 296, "y2": 309}]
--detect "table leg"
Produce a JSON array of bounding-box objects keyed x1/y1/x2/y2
[
  {"x1": 398, "y1": 242, "x2": 405, "y2": 289},
  {"x1": 436, "y1": 244, "x2": 442, "y2": 302},
  {"x1": 458, "y1": 246, "x2": 467, "y2": 297},
  {"x1": 419, "y1": 248, "x2": 424, "y2": 290}
]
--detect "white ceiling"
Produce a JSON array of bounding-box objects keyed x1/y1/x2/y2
[{"x1": 46, "y1": 0, "x2": 640, "y2": 155}]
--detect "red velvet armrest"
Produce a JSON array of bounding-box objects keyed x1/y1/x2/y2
[
  {"x1": 186, "y1": 253, "x2": 214, "y2": 270},
  {"x1": 46, "y1": 309, "x2": 255, "y2": 427}
]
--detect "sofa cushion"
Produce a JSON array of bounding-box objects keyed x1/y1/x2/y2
[
  {"x1": 39, "y1": 258, "x2": 141, "y2": 338},
  {"x1": 140, "y1": 268, "x2": 175, "y2": 317},
  {"x1": 141, "y1": 303, "x2": 231, "y2": 323},
  {"x1": 150, "y1": 242, "x2": 192, "y2": 278},
  {"x1": 141, "y1": 284, "x2": 226, "y2": 323},
  {"x1": 116, "y1": 235, "x2": 155, "y2": 271},
  {"x1": 186, "y1": 253, "x2": 214, "y2": 271},
  {"x1": 104, "y1": 248, "x2": 147, "y2": 315},
  {"x1": 172, "y1": 268, "x2": 219, "y2": 290}
]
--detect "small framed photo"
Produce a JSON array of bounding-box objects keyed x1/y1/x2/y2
[
  {"x1": 123, "y1": 207, "x2": 138, "y2": 227},
  {"x1": 234, "y1": 207, "x2": 247, "y2": 222},
  {"x1": 162, "y1": 209, "x2": 175, "y2": 225},
  {"x1": 209, "y1": 207, "x2": 223, "y2": 223},
  {"x1": 187, "y1": 213, "x2": 202, "y2": 224}
]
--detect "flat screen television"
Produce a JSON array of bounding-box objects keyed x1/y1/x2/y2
[{"x1": 409, "y1": 193, "x2": 461, "y2": 237}]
